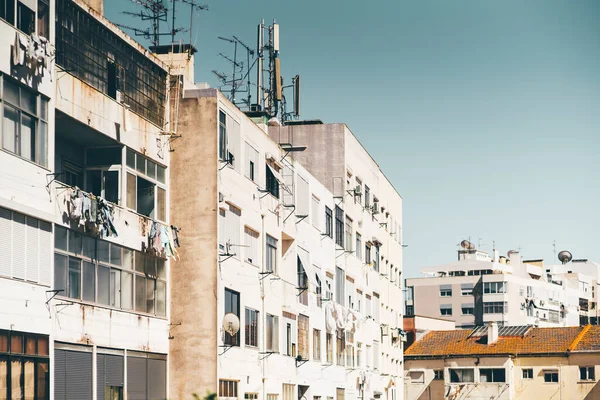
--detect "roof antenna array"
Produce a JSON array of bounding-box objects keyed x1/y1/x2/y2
[
  {"x1": 214, "y1": 36, "x2": 256, "y2": 109},
  {"x1": 116, "y1": 0, "x2": 208, "y2": 48}
]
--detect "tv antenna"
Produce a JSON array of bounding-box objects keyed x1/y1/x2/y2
[
  {"x1": 216, "y1": 36, "x2": 256, "y2": 107},
  {"x1": 116, "y1": 0, "x2": 208, "y2": 48}
]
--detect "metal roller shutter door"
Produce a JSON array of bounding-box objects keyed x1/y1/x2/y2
[
  {"x1": 127, "y1": 356, "x2": 147, "y2": 400},
  {"x1": 147, "y1": 358, "x2": 167, "y2": 400},
  {"x1": 54, "y1": 349, "x2": 92, "y2": 400}
]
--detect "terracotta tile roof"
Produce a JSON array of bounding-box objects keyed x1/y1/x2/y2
[
  {"x1": 404, "y1": 326, "x2": 585, "y2": 358},
  {"x1": 571, "y1": 325, "x2": 600, "y2": 352}
]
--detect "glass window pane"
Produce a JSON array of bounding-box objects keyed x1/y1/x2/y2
[
  {"x1": 146, "y1": 278, "x2": 155, "y2": 314},
  {"x1": 110, "y1": 269, "x2": 121, "y2": 308},
  {"x1": 135, "y1": 275, "x2": 146, "y2": 312},
  {"x1": 97, "y1": 240, "x2": 110, "y2": 264},
  {"x1": 134, "y1": 252, "x2": 145, "y2": 273},
  {"x1": 122, "y1": 248, "x2": 134, "y2": 270},
  {"x1": 54, "y1": 226, "x2": 68, "y2": 251},
  {"x1": 157, "y1": 165, "x2": 166, "y2": 183},
  {"x1": 82, "y1": 235, "x2": 95, "y2": 259},
  {"x1": 0, "y1": 360, "x2": 7, "y2": 399},
  {"x1": 17, "y1": 2, "x2": 35, "y2": 35},
  {"x1": 24, "y1": 360, "x2": 34, "y2": 399},
  {"x1": 11, "y1": 333, "x2": 23, "y2": 354},
  {"x1": 156, "y1": 281, "x2": 166, "y2": 316},
  {"x1": 11, "y1": 361, "x2": 22, "y2": 399},
  {"x1": 147, "y1": 160, "x2": 156, "y2": 179},
  {"x1": 68, "y1": 230, "x2": 82, "y2": 254},
  {"x1": 110, "y1": 244, "x2": 122, "y2": 266},
  {"x1": 121, "y1": 272, "x2": 133, "y2": 310},
  {"x1": 156, "y1": 259, "x2": 166, "y2": 280},
  {"x1": 126, "y1": 148, "x2": 135, "y2": 169},
  {"x1": 25, "y1": 335, "x2": 36, "y2": 355},
  {"x1": 126, "y1": 173, "x2": 136, "y2": 209},
  {"x1": 135, "y1": 154, "x2": 145, "y2": 174},
  {"x1": 37, "y1": 337, "x2": 48, "y2": 356},
  {"x1": 86, "y1": 170, "x2": 102, "y2": 198},
  {"x1": 86, "y1": 147, "x2": 121, "y2": 166},
  {"x1": 157, "y1": 187, "x2": 166, "y2": 222},
  {"x1": 54, "y1": 253, "x2": 68, "y2": 295},
  {"x1": 97, "y1": 265, "x2": 110, "y2": 305},
  {"x1": 36, "y1": 362, "x2": 49, "y2": 400},
  {"x1": 3, "y1": 105, "x2": 18, "y2": 153},
  {"x1": 20, "y1": 87, "x2": 36, "y2": 114},
  {"x1": 104, "y1": 170, "x2": 119, "y2": 204},
  {"x1": 38, "y1": 120, "x2": 47, "y2": 167},
  {"x1": 3, "y1": 79, "x2": 19, "y2": 105},
  {"x1": 136, "y1": 177, "x2": 155, "y2": 218},
  {"x1": 20, "y1": 113, "x2": 34, "y2": 160},
  {"x1": 82, "y1": 261, "x2": 96, "y2": 302},
  {"x1": 0, "y1": 332, "x2": 7, "y2": 352},
  {"x1": 68, "y1": 257, "x2": 81, "y2": 299},
  {"x1": 40, "y1": 97, "x2": 48, "y2": 120}
]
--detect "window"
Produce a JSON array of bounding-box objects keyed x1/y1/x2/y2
[
  {"x1": 522, "y1": 368, "x2": 533, "y2": 379},
  {"x1": 0, "y1": 330, "x2": 49, "y2": 400},
  {"x1": 373, "y1": 244, "x2": 380, "y2": 272},
  {"x1": 365, "y1": 344, "x2": 372, "y2": 369},
  {"x1": 315, "y1": 272, "x2": 322, "y2": 308},
  {"x1": 326, "y1": 333, "x2": 333, "y2": 363},
  {"x1": 245, "y1": 142, "x2": 258, "y2": 181},
  {"x1": 86, "y1": 167, "x2": 120, "y2": 205},
  {"x1": 297, "y1": 315, "x2": 309, "y2": 360},
  {"x1": 1, "y1": 76, "x2": 49, "y2": 166},
  {"x1": 484, "y1": 302, "x2": 507, "y2": 314},
  {"x1": 54, "y1": 226, "x2": 165, "y2": 316},
  {"x1": 282, "y1": 384, "x2": 294, "y2": 400},
  {"x1": 325, "y1": 207, "x2": 333, "y2": 238},
  {"x1": 462, "y1": 305, "x2": 474, "y2": 315},
  {"x1": 1, "y1": 0, "x2": 15, "y2": 25},
  {"x1": 265, "y1": 235, "x2": 277, "y2": 273},
  {"x1": 450, "y1": 368, "x2": 474, "y2": 383},
  {"x1": 297, "y1": 256, "x2": 309, "y2": 305},
  {"x1": 373, "y1": 341, "x2": 379, "y2": 371},
  {"x1": 335, "y1": 267, "x2": 345, "y2": 305},
  {"x1": 355, "y1": 233, "x2": 362, "y2": 259},
  {"x1": 296, "y1": 175, "x2": 310, "y2": 218},
  {"x1": 311, "y1": 196, "x2": 320, "y2": 229},
  {"x1": 266, "y1": 314, "x2": 279, "y2": 352},
  {"x1": 544, "y1": 371, "x2": 559, "y2": 383},
  {"x1": 243, "y1": 227, "x2": 259, "y2": 265},
  {"x1": 549, "y1": 310, "x2": 560, "y2": 323},
  {"x1": 405, "y1": 305, "x2": 414, "y2": 316},
  {"x1": 440, "y1": 285, "x2": 452, "y2": 297},
  {"x1": 245, "y1": 394, "x2": 258, "y2": 400},
  {"x1": 365, "y1": 243, "x2": 371, "y2": 265},
  {"x1": 224, "y1": 288, "x2": 240, "y2": 346},
  {"x1": 265, "y1": 163, "x2": 280, "y2": 199},
  {"x1": 483, "y1": 281, "x2": 507, "y2": 294},
  {"x1": 409, "y1": 371, "x2": 424, "y2": 383},
  {"x1": 313, "y1": 329, "x2": 321, "y2": 361},
  {"x1": 356, "y1": 342, "x2": 362, "y2": 367},
  {"x1": 346, "y1": 277, "x2": 355, "y2": 309},
  {"x1": 334, "y1": 206, "x2": 344, "y2": 247},
  {"x1": 268, "y1": 395, "x2": 278, "y2": 400},
  {"x1": 480, "y1": 368, "x2": 506, "y2": 383},
  {"x1": 580, "y1": 366, "x2": 595, "y2": 381},
  {"x1": 461, "y1": 284, "x2": 474, "y2": 296},
  {"x1": 37, "y1": 0, "x2": 49, "y2": 38},
  {"x1": 219, "y1": 110, "x2": 228, "y2": 161},
  {"x1": 336, "y1": 328, "x2": 345, "y2": 366},
  {"x1": 245, "y1": 308, "x2": 259, "y2": 348},
  {"x1": 440, "y1": 305, "x2": 452, "y2": 316},
  {"x1": 364, "y1": 185, "x2": 370, "y2": 208},
  {"x1": 284, "y1": 318, "x2": 296, "y2": 357},
  {"x1": 345, "y1": 331, "x2": 355, "y2": 368},
  {"x1": 219, "y1": 380, "x2": 238, "y2": 399},
  {"x1": 125, "y1": 149, "x2": 167, "y2": 221},
  {"x1": 373, "y1": 294, "x2": 380, "y2": 323},
  {"x1": 17, "y1": 1, "x2": 34, "y2": 34},
  {"x1": 336, "y1": 388, "x2": 344, "y2": 400},
  {"x1": 345, "y1": 216, "x2": 353, "y2": 251},
  {"x1": 434, "y1": 370, "x2": 444, "y2": 380}
]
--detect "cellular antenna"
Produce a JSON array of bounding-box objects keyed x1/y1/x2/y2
[{"x1": 216, "y1": 35, "x2": 256, "y2": 108}]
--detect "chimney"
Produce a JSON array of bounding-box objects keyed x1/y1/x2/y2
[
  {"x1": 493, "y1": 249, "x2": 499, "y2": 263},
  {"x1": 487, "y1": 322, "x2": 499, "y2": 344},
  {"x1": 81, "y1": 0, "x2": 104, "y2": 15}
]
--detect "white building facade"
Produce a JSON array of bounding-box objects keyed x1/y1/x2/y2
[
  {"x1": 1, "y1": 0, "x2": 173, "y2": 398},
  {"x1": 405, "y1": 249, "x2": 596, "y2": 329}
]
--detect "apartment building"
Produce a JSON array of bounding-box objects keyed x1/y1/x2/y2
[
  {"x1": 405, "y1": 246, "x2": 597, "y2": 329},
  {"x1": 1, "y1": 0, "x2": 172, "y2": 398},
  {"x1": 165, "y1": 62, "x2": 404, "y2": 398},
  {"x1": 404, "y1": 323, "x2": 600, "y2": 400}
]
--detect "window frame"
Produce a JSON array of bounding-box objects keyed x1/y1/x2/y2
[
  {"x1": 224, "y1": 288, "x2": 241, "y2": 347},
  {"x1": 580, "y1": 366, "x2": 595, "y2": 382},
  {"x1": 522, "y1": 368, "x2": 533, "y2": 380},
  {"x1": 125, "y1": 148, "x2": 167, "y2": 222},
  {"x1": 479, "y1": 368, "x2": 506, "y2": 383},
  {"x1": 449, "y1": 368, "x2": 475, "y2": 383},
  {"x1": 334, "y1": 206, "x2": 344, "y2": 247},
  {"x1": 544, "y1": 370, "x2": 559, "y2": 383},
  {"x1": 324, "y1": 207, "x2": 333, "y2": 238},
  {"x1": 244, "y1": 308, "x2": 259, "y2": 348},
  {"x1": 265, "y1": 234, "x2": 277, "y2": 274}
]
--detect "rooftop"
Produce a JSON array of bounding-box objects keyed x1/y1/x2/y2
[{"x1": 404, "y1": 325, "x2": 600, "y2": 358}]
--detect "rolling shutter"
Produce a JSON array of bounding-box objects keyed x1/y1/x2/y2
[
  {"x1": 54, "y1": 349, "x2": 66, "y2": 400},
  {"x1": 54, "y1": 349, "x2": 92, "y2": 400},
  {"x1": 127, "y1": 356, "x2": 148, "y2": 400},
  {"x1": 0, "y1": 208, "x2": 11, "y2": 277},
  {"x1": 147, "y1": 358, "x2": 167, "y2": 400},
  {"x1": 98, "y1": 354, "x2": 124, "y2": 399}
]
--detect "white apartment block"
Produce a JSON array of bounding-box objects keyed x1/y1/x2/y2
[
  {"x1": 1, "y1": 0, "x2": 172, "y2": 398},
  {"x1": 167, "y1": 72, "x2": 404, "y2": 398},
  {"x1": 405, "y1": 247, "x2": 598, "y2": 329}
]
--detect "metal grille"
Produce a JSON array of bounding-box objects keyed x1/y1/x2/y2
[{"x1": 55, "y1": 0, "x2": 167, "y2": 127}]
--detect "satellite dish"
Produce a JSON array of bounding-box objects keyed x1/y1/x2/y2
[
  {"x1": 222, "y1": 313, "x2": 240, "y2": 337},
  {"x1": 558, "y1": 250, "x2": 573, "y2": 265}
]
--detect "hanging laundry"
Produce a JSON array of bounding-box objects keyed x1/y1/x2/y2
[
  {"x1": 65, "y1": 188, "x2": 117, "y2": 238},
  {"x1": 171, "y1": 225, "x2": 181, "y2": 248}
]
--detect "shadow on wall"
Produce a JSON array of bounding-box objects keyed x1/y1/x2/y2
[{"x1": 584, "y1": 380, "x2": 600, "y2": 400}]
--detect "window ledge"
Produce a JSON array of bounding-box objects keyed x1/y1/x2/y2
[
  {"x1": 578, "y1": 380, "x2": 596, "y2": 384},
  {"x1": 53, "y1": 295, "x2": 168, "y2": 320},
  {"x1": 0, "y1": 148, "x2": 50, "y2": 171}
]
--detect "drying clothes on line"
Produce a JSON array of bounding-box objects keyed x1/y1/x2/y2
[
  {"x1": 65, "y1": 187, "x2": 118, "y2": 238},
  {"x1": 147, "y1": 221, "x2": 181, "y2": 260}
]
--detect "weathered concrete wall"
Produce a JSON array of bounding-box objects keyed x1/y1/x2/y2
[
  {"x1": 169, "y1": 94, "x2": 219, "y2": 399},
  {"x1": 80, "y1": 0, "x2": 104, "y2": 15},
  {"x1": 269, "y1": 124, "x2": 346, "y2": 195}
]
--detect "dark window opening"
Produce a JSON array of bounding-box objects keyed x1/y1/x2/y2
[
  {"x1": 1, "y1": 0, "x2": 16, "y2": 25},
  {"x1": 136, "y1": 177, "x2": 155, "y2": 218},
  {"x1": 334, "y1": 206, "x2": 344, "y2": 247},
  {"x1": 224, "y1": 288, "x2": 240, "y2": 346},
  {"x1": 265, "y1": 164, "x2": 280, "y2": 199},
  {"x1": 37, "y1": 0, "x2": 49, "y2": 37},
  {"x1": 325, "y1": 207, "x2": 333, "y2": 238},
  {"x1": 17, "y1": 1, "x2": 34, "y2": 34}
]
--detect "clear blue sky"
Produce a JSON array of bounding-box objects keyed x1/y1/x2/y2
[{"x1": 105, "y1": 0, "x2": 600, "y2": 277}]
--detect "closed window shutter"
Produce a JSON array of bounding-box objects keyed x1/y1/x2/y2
[
  {"x1": 98, "y1": 354, "x2": 124, "y2": 399},
  {"x1": 127, "y1": 356, "x2": 148, "y2": 400},
  {"x1": 54, "y1": 350, "x2": 67, "y2": 400},
  {"x1": 26, "y1": 217, "x2": 39, "y2": 282},
  {"x1": 97, "y1": 354, "x2": 106, "y2": 400},
  {"x1": 0, "y1": 208, "x2": 11, "y2": 277},
  {"x1": 147, "y1": 358, "x2": 167, "y2": 400},
  {"x1": 39, "y1": 221, "x2": 52, "y2": 285},
  {"x1": 12, "y1": 213, "x2": 26, "y2": 279},
  {"x1": 66, "y1": 350, "x2": 93, "y2": 399}
]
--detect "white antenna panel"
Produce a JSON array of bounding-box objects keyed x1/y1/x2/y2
[{"x1": 273, "y1": 23, "x2": 280, "y2": 51}]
